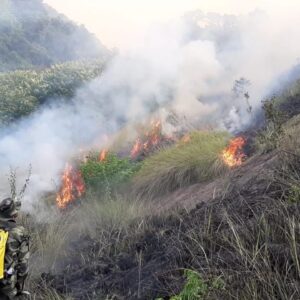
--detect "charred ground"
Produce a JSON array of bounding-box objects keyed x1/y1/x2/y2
[{"x1": 30, "y1": 96, "x2": 300, "y2": 300}]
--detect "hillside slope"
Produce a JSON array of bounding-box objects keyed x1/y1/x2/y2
[
  {"x1": 0, "y1": 0, "x2": 108, "y2": 71},
  {"x1": 45, "y1": 152, "x2": 279, "y2": 299},
  {"x1": 35, "y1": 105, "x2": 300, "y2": 299}
]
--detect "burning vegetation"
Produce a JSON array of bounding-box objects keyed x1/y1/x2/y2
[
  {"x1": 55, "y1": 126, "x2": 247, "y2": 210},
  {"x1": 99, "y1": 149, "x2": 108, "y2": 162},
  {"x1": 130, "y1": 120, "x2": 174, "y2": 159},
  {"x1": 133, "y1": 131, "x2": 231, "y2": 198},
  {"x1": 222, "y1": 137, "x2": 246, "y2": 167},
  {"x1": 36, "y1": 94, "x2": 300, "y2": 300},
  {"x1": 56, "y1": 163, "x2": 85, "y2": 209}
]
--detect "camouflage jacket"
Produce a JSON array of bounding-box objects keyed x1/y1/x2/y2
[{"x1": 0, "y1": 220, "x2": 30, "y2": 298}]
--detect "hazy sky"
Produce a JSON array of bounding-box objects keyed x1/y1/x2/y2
[{"x1": 44, "y1": 0, "x2": 300, "y2": 49}]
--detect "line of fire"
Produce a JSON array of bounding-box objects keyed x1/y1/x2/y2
[{"x1": 56, "y1": 119, "x2": 247, "y2": 210}]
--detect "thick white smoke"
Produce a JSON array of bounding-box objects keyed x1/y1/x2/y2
[{"x1": 0, "y1": 10, "x2": 300, "y2": 208}]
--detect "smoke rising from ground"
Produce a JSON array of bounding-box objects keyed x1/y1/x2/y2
[{"x1": 0, "y1": 10, "x2": 300, "y2": 208}]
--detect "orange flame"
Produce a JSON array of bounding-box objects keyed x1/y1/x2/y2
[
  {"x1": 56, "y1": 163, "x2": 85, "y2": 209},
  {"x1": 99, "y1": 149, "x2": 108, "y2": 162},
  {"x1": 131, "y1": 120, "x2": 162, "y2": 158},
  {"x1": 181, "y1": 134, "x2": 191, "y2": 144},
  {"x1": 131, "y1": 138, "x2": 143, "y2": 158},
  {"x1": 222, "y1": 137, "x2": 246, "y2": 167}
]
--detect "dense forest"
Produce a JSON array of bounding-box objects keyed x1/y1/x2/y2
[
  {"x1": 0, "y1": 0, "x2": 109, "y2": 72},
  {"x1": 0, "y1": 60, "x2": 106, "y2": 125}
]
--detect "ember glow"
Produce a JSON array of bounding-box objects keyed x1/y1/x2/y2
[
  {"x1": 222, "y1": 137, "x2": 246, "y2": 167},
  {"x1": 56, "y1": 163, "x2": 85, "y2": 209},
  {"x1": 99, "y1": 149, "x2": 108, "y2": 162}
]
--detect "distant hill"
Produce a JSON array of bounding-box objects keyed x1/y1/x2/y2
[{"x1": 0, "y1": 0, "x2": 109, "y2": 71}]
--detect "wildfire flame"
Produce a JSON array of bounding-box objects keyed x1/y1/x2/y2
[
  {"x1": 56, "y1": 163, "x2": 85, "y2": 209},
  {"x1": 181, "y1": 134, "x2": 191, "y2": 144},
  {"x1": 222, "y1": 137, "x2": 246, "y2": 167},
  {"x1": 99, "y1": 149, "x2": 108, "y2": 162},
  {"x1": 131, "y1": 120, "x2": 163, "y2": 158},
  {"x1": 131, "y1": 138, "x2": 143, "y2": 158}
]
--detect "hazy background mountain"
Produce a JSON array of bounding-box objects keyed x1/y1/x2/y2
[{"x1": 0, "y1": 0, "x2": 109, "y2": 72}]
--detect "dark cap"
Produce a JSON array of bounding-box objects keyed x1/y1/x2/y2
[{"x1": 0, "y1": 198, "x2": 21, "y2": 220}]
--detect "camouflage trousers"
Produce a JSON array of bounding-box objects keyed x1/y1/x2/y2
[{"x1": 0, "y1": 274, "x2": 23, "y2": 299}]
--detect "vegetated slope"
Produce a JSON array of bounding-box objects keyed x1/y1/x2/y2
[
  {"x1": 0, "y1": 60, "x2": 106, "y2": 125},
  {"x1": 38, "y1": 97, "x2": 300, "y2": 300},
  {"x1": 0, "y1": 0, "x2": 108, "y2": 71},
  {"x1": 133, "y1": 131, "x2": 230, "y2": 199}
]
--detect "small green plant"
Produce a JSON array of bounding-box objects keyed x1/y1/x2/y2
[
  {"x1": 80, "y1": 152, "x2": 140, "y2": 192},
  {"x1": 287, "y1": 185, "x2": 300, "y2": 203},
  {"x1": 157, "y1": 270, "x2": 225, "y2": 300}
]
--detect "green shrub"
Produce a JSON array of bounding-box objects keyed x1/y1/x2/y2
[
  {"x1": 287, "y1": 185, "x2": 300, "y2": 203},
  {"x1": 157, "y1": 270, "x2": 225, "y2": 300},
  {"x1": 0, "y1": 0, "x2": 109, "y2": 72},
  {"x1": 133, "y1": 131, "x2": 230, "y2": 198},
  {"x1": 80, "y1": 152, "x2": 140, "y2": 193}
]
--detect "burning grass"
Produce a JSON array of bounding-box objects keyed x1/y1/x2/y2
[
  {"x1": 24, "y1": 112, "x2": 300, "y2": 299},
  {"x1": 56, "y1": 163, "x2": 85, "y2": 209},
  {"x1": 25, "y1": 105, "x2": 300, "y2": 299},
  {"x1": 133, "y1": 131, "x2": 231, "y2": 198}
]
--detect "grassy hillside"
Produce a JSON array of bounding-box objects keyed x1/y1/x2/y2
[
  {"x1": 1, "y1": 5, "x2": 299, "y2": 297},
  {"x1": 22, "y1": 80, "x2": 300, "y2": 299},
  {"x1": 133, "y1": 131, "x2": 230, "y2": 198},
  {"x1": 0, "y1": 0, "x2": 108, "y2": 71}
]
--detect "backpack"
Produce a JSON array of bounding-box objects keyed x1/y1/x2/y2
[{"x1": 0, "y1": 229, "x2": 8, "y2": 279}]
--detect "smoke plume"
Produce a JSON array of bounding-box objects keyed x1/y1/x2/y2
[{"x1": 0, "y1": 10, "x2": 300, "y2": 209}]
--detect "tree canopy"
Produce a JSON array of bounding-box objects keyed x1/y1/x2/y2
[
  {"x1": 0, "y1": 60, "x2": 105, "y2": 124},
  {"x1": 0, "y1": 0, "x2": 109, "y2": 72}
]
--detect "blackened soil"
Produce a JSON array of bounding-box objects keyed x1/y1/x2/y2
[{"x1": 45, "y1": 152, "x2": 300, "y2": 299}]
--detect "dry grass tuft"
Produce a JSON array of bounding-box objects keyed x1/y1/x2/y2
[
  {"x1": 280, "y1": 114, "x2": 300, "y2": 155},
  {"x1": 133, "y1": 131, "x2": 230, "y2": 198},
  {"x1": 25, "y1": 193, "x2": 149, "y2": 299}
]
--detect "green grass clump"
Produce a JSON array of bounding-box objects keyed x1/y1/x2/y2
[
  {"x1": 157, "y1": 270, "x2": 224, "y2": 300},
  {"x1": 133, "y1": 131, "x2": 230, "y2": 198},
  {"x1": 175, "y1": 271, "x2": 224, "y2": 300}
]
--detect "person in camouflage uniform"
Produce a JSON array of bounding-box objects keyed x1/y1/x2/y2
[{"x1": 0, "y1": 198, "x2": 30, "y2": 299}]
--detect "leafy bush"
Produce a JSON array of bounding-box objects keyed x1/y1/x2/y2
[
  {"x1": 80, "y1": 152, "x2": 140, "y2": 193},
  {"x1": 161, "y1": 270, "x2": 224, "y2": 300},
  {"x1": 133, "y1": 131, "x2": 230, "y2": 198},
  {"x1": 0, "y1": 0, "x2": 108, "y2": 72}
]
